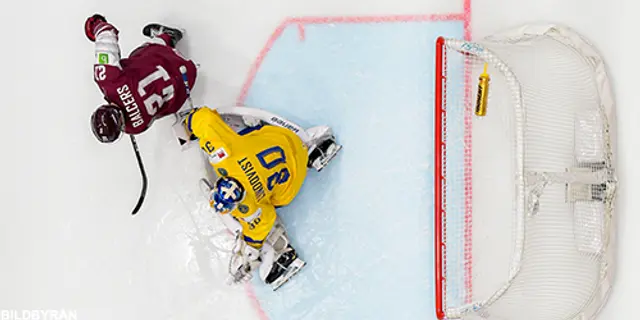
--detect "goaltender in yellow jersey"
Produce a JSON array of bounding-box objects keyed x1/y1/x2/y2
[
  {"x1": 185, "y1": 105, "x2": 341, "y2": 289},
  {"x1": 186, "y1": 107, "x2": 309, "y2": 247}
]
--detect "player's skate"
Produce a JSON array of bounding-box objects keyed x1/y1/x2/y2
[
  {"x1": 264, "y1": 245, "x2": 306, "y2": 291},
  {"x1": 306, "y1": 126, "x2": 342, "y2": 172},
  {"x1": 225, "y1": 220, "x2": 306, "y2": 290},
  {"x1": 142, "y1": 23, "x2": 184, "y2": 48},
  {"x1": 258, "y1": 221, "x2": 306, "y2": 291}
]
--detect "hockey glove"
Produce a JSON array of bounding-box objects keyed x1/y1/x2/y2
[
  {"x1": 84, "y1": 14, "x2": 118, "y2": 42},
  {"x1": 227, "y1": 234, "x2": 261, "y2": 285},
  {"x1": 232, "y1": 233, "x2": 261, "y2": 264}
]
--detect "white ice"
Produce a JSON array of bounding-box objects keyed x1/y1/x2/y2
[{"x1": 1, "y1": 0, "x2": 636, "y2": 319}]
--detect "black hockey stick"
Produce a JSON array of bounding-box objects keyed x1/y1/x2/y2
[
  {"x1": 130, "y1": 134, "x2": 148, "y2": 215},
  {"x1": 131, "y1": 66, "x2": 189, "y2": 215}
]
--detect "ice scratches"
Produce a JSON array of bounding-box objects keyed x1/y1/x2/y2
[{"x1": 171, "y1": 183, "x2": 235, "y2": 284}]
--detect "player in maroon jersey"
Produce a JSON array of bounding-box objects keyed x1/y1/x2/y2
[{"x1": 85, "y1": 14, "x2": 198, "y2": 143}]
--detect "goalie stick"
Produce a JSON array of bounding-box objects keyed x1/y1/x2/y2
[{"x1": 130, "y1": 66, "x2": 192, "y2": 216}]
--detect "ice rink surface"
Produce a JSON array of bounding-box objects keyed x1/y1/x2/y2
[
  {"x1": 1, "y1": 0, "x2": 636, "y2": 319},
  {"x1": 243, "y1": 20, "x2": 462, "y2": 320}
]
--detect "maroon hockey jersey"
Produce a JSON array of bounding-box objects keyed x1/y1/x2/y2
[{"x1": 93, "y1": 30, "x2": 197, "y2": 135}]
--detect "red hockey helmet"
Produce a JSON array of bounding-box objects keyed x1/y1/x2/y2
[{"x1": 91, "y1": 104, "x2": 124, "y2": 143}]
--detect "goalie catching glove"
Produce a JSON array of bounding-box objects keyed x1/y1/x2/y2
[{"x1": 227, "y1": 232, "x2": 262, "y2": 285}]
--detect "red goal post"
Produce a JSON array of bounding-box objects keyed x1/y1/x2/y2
[{"x1": 434, "y1": 24, "x2": 618, "y2": 320}]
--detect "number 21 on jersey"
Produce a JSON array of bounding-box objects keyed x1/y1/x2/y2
[
  {"x1": 138, "y1": 66, "x2": 175, "y2": 116},
  {"x1": 94, "y1": 64, "x2": 174, "y2": 116}
]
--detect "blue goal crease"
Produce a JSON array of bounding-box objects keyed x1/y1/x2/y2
[{"x1": 243, "y1": 20, "x2": 464, "y2": 320}]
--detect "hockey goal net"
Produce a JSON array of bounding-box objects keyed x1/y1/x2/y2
[{"x1": 434, "y1": 24, "x2": 617, "y2": 320}]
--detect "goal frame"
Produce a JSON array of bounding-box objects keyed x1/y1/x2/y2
[
  {"x1": 434, "y1": 36, "x2": 448, "y2": 320},
  {"x1": 433, "y1": 24, "x2": 617, "y2": 320}
]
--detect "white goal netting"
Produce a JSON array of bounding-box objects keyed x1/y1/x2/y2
[{"x1": 434, "y1": 24, "x2": 618, "y2": 320}]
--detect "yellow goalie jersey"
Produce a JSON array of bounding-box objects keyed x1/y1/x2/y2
[{"x1": 186, "y1": 107, "x2": 309, "y2": 247}]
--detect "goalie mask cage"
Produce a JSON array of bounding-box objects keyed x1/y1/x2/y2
[{"x1": 434, "y1": 24, "x2": 618, "y2": 320}]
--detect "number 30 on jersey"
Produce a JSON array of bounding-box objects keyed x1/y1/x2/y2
[{"x1": 256, "y1": 146, "x2": 290, "y2": 191}]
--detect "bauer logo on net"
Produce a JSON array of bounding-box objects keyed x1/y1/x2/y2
[{"x1": 0, "y1": 309, "x2": 77, "y2": 320}]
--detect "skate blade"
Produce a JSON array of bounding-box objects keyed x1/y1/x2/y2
[
  {"x1": 313, "y1": 144, "x2": 343, "y2": 172},
  {"x1": 271, "y1": 259, "x2": 306, "y2": 291}
]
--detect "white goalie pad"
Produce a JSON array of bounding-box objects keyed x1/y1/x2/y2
[
  {"x1": 171, "y1": 108, "x2": 198, "y2": 151},
  {"x1": 216, "y1": 105, "x2": 342, "y2": 171},
  {"x1": 173, "y1": 105, "x2": 313, "y2": 151},
  {"x1": 176, "y1": 105, "x2": 342, "y2": 171},
  {"x1": 215, "y1": 106, "x2": 313, "y2": 142},
  {"x1": 225, "y1": 219, "x2": 306, "y2": 290}
]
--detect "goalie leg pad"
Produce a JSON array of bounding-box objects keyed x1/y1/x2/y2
[
  {"x1": 305, "y1": 125, "x2": 333, "y2": 145},
  {"x1": 171, "y1": 110, "x2": 198, "y2": 150}
]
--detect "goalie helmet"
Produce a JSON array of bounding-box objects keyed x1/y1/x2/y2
[
  {"x1": 91, "y1": 104, "x2": 124, "y2": 143},
  {"x1": 211, "y1": 176, "x2": 246, "y2": 213}
]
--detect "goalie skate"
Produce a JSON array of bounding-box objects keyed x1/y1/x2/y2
[
  {"x1": 305, "y1": 126, "x2": 342, "y2": 171},
  {"x1": 266, "y1": 246, "x2": 306, "y2": 291},
  {"x1": 271, "y1": 258, "x2": 305, "y2": 291},
  {"x1": 308, "y1": 137, "x2": 342, "y2": 172}
]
